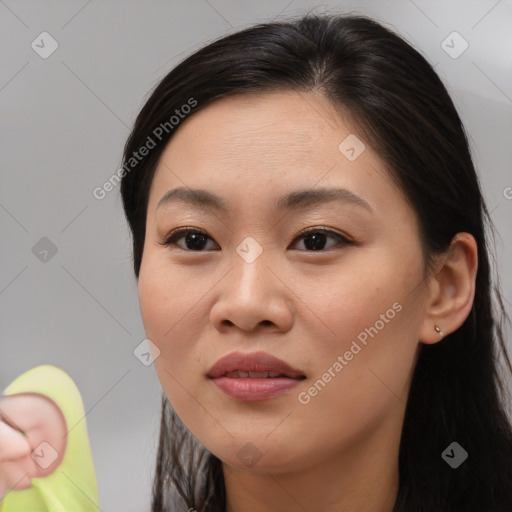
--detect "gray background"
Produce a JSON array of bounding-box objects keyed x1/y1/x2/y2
[{"x1": 1, "y1": 1, "x2": 511, "y2": 511}]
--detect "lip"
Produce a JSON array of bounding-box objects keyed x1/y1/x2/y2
[
  {"x1": 210, "y1": 377, "x2": 303, "y2": 401},
  {"x1": 207, "y1": 351, "x2": 306, "y2": 402},
  {"x1": 207, "y1": 350, "x2": 305, "y2": 379}
]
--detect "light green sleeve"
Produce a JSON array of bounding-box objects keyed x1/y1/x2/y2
[{"x1": 0, "y1": 365, "x2": 99, "y2": 511}]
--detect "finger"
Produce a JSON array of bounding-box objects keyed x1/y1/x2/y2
[
  {"x1": 0, "y1": 411, "x2": 26, "y2": 437},
  {"x1": 0, "y1": 422, "x2": 32, "y2": 462}
]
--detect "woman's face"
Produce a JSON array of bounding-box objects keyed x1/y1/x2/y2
[{"x1": 138, "y1": 91, "x2": 430, "y2": 473}]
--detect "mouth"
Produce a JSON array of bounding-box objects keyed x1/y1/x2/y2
[
  {"x1": 207, "y1": 350, "x2": 306, "y2": 379},
  {"x1": 207, "y1": 351, "x2": 306, "y2": 401},
  {"x1": 222, "y1": 370, "x2": 301, "y2": 378}
]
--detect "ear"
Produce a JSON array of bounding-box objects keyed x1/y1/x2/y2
[{"x1": 419, "y1": 232, "x2": 478, "y2": 344}]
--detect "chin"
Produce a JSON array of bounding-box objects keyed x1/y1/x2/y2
[{"x1": 206, "y1": 436, "x2": 300, "y2": 474}]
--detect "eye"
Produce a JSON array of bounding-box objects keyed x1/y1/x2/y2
[
  {"x1": 159, "y1": 228, "x2": 218, "y2": 251},
  {"x1": 159, "y1": 227, "x2": 352, "y2": 252},
  {"x1": 290, "y1": 227, "x2": 352, "y2": 251}
]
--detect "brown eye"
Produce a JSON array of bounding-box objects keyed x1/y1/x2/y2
[
  {"x1": 160, "y1": 228, "x2": 218, "y2": 251},
  {"x1": 290, "y1": 227, "x2": 352, "y2": 251}
]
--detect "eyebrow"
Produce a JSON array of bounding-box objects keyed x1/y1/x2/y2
[{"x1": 157, "y1": 187, "x2": 373, "y2": 214}]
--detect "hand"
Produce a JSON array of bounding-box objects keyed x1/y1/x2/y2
[
  {"x1": 0, "y1": 365, "x2": 99, "y2": 511},
  {"x1": 0, "y1": 405, "x2": 33, "y2": 499},
  {"x1": 0, "y1": 394, "x2": 67, "y2": 501}
]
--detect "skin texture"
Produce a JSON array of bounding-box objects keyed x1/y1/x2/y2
[
  {"x1": 137, "y1": 91, "x2": 478, "y2": 512},
  {"x1": 0, "y1": 393, "x2": 67, "y2": 498}
]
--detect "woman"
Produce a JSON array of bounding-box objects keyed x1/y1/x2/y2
[{"x1": 120, "y1": 13, "x2": 512, "y2": 512}]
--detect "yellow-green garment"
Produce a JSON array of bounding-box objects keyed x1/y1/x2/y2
[{"x1": 0, "y1": 364, "x2": 99, "y2": 511}]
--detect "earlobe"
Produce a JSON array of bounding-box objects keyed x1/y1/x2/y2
[{"x1": 419, "y1": 232, "x2": 478, "y2": 344}]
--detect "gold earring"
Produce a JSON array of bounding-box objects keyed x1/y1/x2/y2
[{"x1": 434, "y1": 325, "x2": 444, "y2": 338}]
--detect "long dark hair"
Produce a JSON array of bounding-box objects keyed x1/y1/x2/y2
[{"x1": 119, "y1": 13, "x2": 512, "y2": 512}]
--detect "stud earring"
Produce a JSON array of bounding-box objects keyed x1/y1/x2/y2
[{"x1": 434, "y1": 324, "x2": 444, "y2": 338}]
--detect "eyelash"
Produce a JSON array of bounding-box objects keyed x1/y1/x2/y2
[{"x1": 159, "y1": 226, "x2": 353, "y2": 252}]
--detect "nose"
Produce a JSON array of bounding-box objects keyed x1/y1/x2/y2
[{"x1": 209, "y1": 254, "x2": 294, "y2": 333}]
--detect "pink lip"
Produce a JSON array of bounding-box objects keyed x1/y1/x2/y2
[
  {"x1": 211, "y1": 377, "x2": 302, "y2": 401},
  {"x1": 207, "y1": 350, "x2": 305, "y2": 379},
  {"x1": 207, "y1": 350, "x2": 306, "y2": 402}
]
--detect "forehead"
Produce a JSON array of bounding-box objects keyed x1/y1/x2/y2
[
  {"x1": 148, "y1": 90, "x2": 404, "y2": 216},
  {"x1": 157, "y1": 91, "x2": 354, "y2": 173}
]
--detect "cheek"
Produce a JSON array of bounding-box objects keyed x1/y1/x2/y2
[
  {"x1": 138, "y1": 256, "x2": 168, "y2": 333},
  {"x1": 300, "y1": 261, "x2": 421, "y2": 410},
  {"x1": 138, "y1": 255, "x2": 207, "y2": 401},
  {"x1": 307, "y1": 259, "x2": 402, "y2": 347},
  {"x1": 138, "y1": 256, "x2": 185, "y2": 344},
  {"x1": 138, "y1": 255, "x2": 208, "y2": 339}
]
